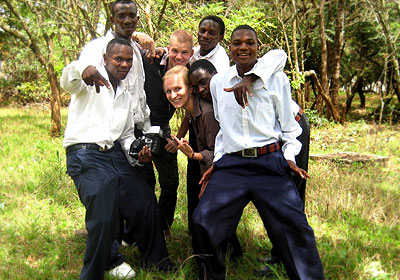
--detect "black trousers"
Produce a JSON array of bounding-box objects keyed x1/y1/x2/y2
[
  {"x1": 192, "y1": 151, "x2": 324, "y2": 280},
  {"x1": 66, "y1": 144, "x2": 170, "y2": 280},
  {"x1": 152, "y1": 138, "x2": 179, "y2": 230}
]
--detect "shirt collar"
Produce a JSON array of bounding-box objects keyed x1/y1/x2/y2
[
  {"x1": 192, "y1": 95, "x2": 202, "y2": 118},
  {"x1": 98, "y1": 66, "x2": 127, "y2": 95},
  {"x1": 195, "y1": 43, "x2": 220, "y2": 59}
]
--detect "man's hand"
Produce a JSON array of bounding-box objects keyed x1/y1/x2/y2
[
  {"x1": 133, "y1": 32, "x2": 156, "y2": 58},
  {"x1": 287, "y1": 160, "x2": 310, "y2": 179},
  {"x1": 223, "y1": 75, "x2": 254, "y2": 108},
  {"x1": 82, "y1": 66, "x2": 110, "y2": 93},
  {"x1": 198, "y1": 165, "x2": 214, "y2": 199},
  {"x1": 138, "y1": 145, "x2": 152, "y2": 163},
  {"x1": 155, "y1": 47, "x2": 166, "y2": 60},
  {"x1": 164, "y1": 137, "x2": 178, "y2": 153}
]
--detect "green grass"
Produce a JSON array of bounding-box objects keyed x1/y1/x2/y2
[{"x1": 0, "y1": 105, "x2": 399, "y2": 279}]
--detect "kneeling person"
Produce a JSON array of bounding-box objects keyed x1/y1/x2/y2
[{"x1": 61, "y1": 38, "x2": 170, "y2": 280}]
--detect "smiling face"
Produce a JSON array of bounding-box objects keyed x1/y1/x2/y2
[
  {"x1": 164, "y1": 73, "x2": 191, "y2": 109},
  {"x1": 104, "y1": 44, "x2": 133, "y2": 82},
  {"x1": 168, "y1": 38, "x2": 193, "y2": 69},
  {"x1": 198, "y1": 20, "x2": 223, "y2": 56},
  {"x1": 189, "y1": 68, "x2": 214, "y2": 103},
  {"x1": 229, "y1": 29, "x2": 258, "y2": 73},
  {"x1": 112, "y1": 3, "x2": 139, "y2": 39}
]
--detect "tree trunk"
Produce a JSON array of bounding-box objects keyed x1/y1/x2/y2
[
  {"x1": 329, "y1": 0, "x2": 345, "y2": 111},
  {"x1": 46, "y1": 64, "x2": 62, "y2": 137},
  {"x1": 316, "y1": 0, "x2": 328, "y2": 114},
  {"x1": 304, "y1": 70, "x2": 340, "y2": 121}
]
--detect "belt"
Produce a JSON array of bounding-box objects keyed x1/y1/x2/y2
[
  {"x1": 295, "y1": 108, "x2": 304, "y2": 122},
  {"x1": 66, "y1": 143, "x2": 113, "y2": 154},
  {"x1": 232, "y1": 142, "x2": 280, "y2": 158}
]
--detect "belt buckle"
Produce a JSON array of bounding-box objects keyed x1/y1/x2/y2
[{"x1": 242, "y1": 148, "x2": 257, "y2": 158}]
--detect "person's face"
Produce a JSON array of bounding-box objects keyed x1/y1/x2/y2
[
  {"x1": 168, "y1": 39, "x2": 193, "y2": 68},
  {"x1": 229, "y1": 29, "x2": 258, "y2": 68},
  {"x1": 164, "y1": 74, "x2": 191, "y2": 109},
  {"x1": 104, "y1": 44, "x2": 133, "y2": 81},
  {"x1": 112, "y1": 3, "x2": 139, "y2": 39},
  {"x1": 189, "y1": 69, "x2": 214, "y2": 103},
  {"x1": 198, "y1": 20, "x2": 223, "y2": 53}
]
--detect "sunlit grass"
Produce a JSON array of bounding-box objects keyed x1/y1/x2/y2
[{"x1": 0, "y1": 106, "x2": 399, "y2": 279}]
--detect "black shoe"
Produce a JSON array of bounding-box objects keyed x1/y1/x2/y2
[
  {"x1": 257, "y1": 265, "x2": 275, "y2": 277},
  {"x1": 258, "y1": 255, "x2": 282, "y2": 266}
]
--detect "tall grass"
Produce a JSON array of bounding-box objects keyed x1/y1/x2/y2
[{"x1": 0, "y1": 106, "x2": 399, "y2": 279}]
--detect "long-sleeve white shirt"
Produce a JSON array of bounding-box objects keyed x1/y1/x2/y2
[
  {"x1": 61, "y1": 63, "x2": 137, "y2": 165},
  {"x1": 73, "y1": 30, "x2": 151, "y2": 133},
  {"x1": 190, "y1": 43, "x2": 230, "y2": 73},
  {"x1": 211, "y1": 56, "x2": 302, "y2": 163}
]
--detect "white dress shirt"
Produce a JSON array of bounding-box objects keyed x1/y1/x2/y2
[
  {"x1": 73, "y1": 31, "x2": 151, "y2": 133},
  {"x1": 190, "y1": 43, "x2": 230, "y2": 73},
  {"x1": 210, "y1": 56, "x2": 302, "y2": 163},
  {"x1": 61, "y1": 63, "x2": 137, "y2": 164}
]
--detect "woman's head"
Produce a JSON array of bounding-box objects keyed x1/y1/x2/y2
[
  {"x1": 163, "y1": 65, "x2": 192, "y2": 109},
  {"x1": 188, "y1": 59, "x2": 217, "y2": 103}
]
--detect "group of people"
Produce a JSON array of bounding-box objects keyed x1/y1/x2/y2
[{"x1": 61, "y1": 0, "x2": 325, "y2": 279}]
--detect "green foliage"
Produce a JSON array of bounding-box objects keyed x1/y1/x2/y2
[
  {"x1": 14, "y1": 80, "x2": 50, "y2": 105},
  {"x1": 305, "y1": 109, "x2": 330, "y2": 127}
]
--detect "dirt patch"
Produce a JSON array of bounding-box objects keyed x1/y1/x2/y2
[{"x1": 310, "y1": 152, "x2": 389, "y2": 165}]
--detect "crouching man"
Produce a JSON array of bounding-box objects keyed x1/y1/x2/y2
[{"x1": 61, "y1": 38, "x2": 171, "y2": 280}]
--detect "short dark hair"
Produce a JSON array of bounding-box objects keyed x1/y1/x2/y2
[
  {"x1": 106, "y1": 38, "x2": 132, "y2": 55},
  {"x1": 231, "y1": 25, "x2": 258, "y2": 41},
  {"x1": 188, "y1": 59, "x2": 217, "y2": 77},
  {"x1": 199, "y1": 15, "x2": 225, "y2": 37},
  {"x1": 111, "y1": 0, "x2": 136, "y2": 16}
]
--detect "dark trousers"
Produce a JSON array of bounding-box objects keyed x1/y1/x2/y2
[
  {"x1": 66, "y1": 144, "x2": 170, "y2": 280},
  {"x1": 294, "y1": 113, "x2": 310, "y2": 204},
  {"x1": 187, "y1": 123, "x2": 202, "y2": 233},
  {"x1": 152, "y1": 138, "x2": 179, "y2": 230},
  {"x1": 271, "y1": 113, "x2": 311, "y2": 260},
  {"x1": 192, "y1": 151, "x2": 324, "y2": 280}
]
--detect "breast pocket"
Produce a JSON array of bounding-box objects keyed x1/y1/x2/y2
[{"x1": 255, "y1": 102, "x2": 275, "y2": 133}]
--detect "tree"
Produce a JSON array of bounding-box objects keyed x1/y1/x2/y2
[{"x1": 0, "y1": 0, "x2": 104, "y2": 136}]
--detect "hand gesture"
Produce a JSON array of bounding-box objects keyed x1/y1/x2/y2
[
  {"x1": 82, "y1": 66, "x2": 110, "y2": 93},
  {"x1": 223, "y1": 75, "x2": 254, "y2": 108},
  {"x1": 287, "y1": 160, "x2": 310, "y2": 179},
  {"x1": 170, "y1": 134, "x2": 192, "y2": 157}
]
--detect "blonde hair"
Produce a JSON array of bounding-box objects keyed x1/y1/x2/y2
[
  {"x1": 169, "y1": 30, "x2": 194, "y2": 49},
  {"x1": 163, "y1": 65, "x2": 190, "y2": 89}
]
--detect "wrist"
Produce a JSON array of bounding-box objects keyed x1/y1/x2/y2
[{"x1": 190, "y1": 151, "x2": 195, "y2": 160}]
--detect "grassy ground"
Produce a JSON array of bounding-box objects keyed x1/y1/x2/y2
[{"x1": 0, "y1": 105, "x2": 399, "y2": 279}]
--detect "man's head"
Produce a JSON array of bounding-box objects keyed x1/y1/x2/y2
[
  {"x1": 198, "y1": 16, "x2": 225, "y2": 56},
  {"x1": 111, "y1": 0, "x2": 139, "y2": 40},
  {"x1": 230, "y1": 25, "x2": 258, "y2": 71},
  {"x1": 104, "y1": 38, "x2": 133, "y2": 82},
  {"x1": 188, "y1": 59, "x2": 217, "y2": 102},
  {"x1": 167, "y1": 30, "x2": 194, "y2": 70}
]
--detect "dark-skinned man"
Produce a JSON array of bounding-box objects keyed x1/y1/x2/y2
[
  {"x1": 61, "y1": 38, "x2": 171, "y2": 280},
  {"x1": 191, "y1": 25, "x2": 324, "y2": 280}
]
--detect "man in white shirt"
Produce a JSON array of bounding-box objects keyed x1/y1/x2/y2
[
  {"x1": 189, "y1": 15, "x2": 230, "y2": 73},
  {"x1": 62, "y1": 35, "x2": 170, "y2": 280},
  {"x1": 191, "y1": 25, "x2": 324, "y2": 280}
]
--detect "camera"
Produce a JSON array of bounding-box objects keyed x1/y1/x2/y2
[{"x1": 129, "y1": 126, "x2": 164, "y2": 159}]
